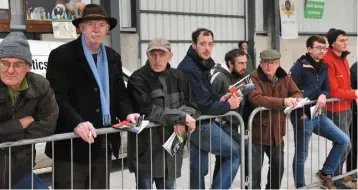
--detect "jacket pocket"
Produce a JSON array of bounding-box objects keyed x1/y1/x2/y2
[{"x1": 252, "y1": 117, "x2": 270, "y2": 143}]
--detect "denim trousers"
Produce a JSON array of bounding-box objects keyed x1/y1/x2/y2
[
  {"x1": 291, "y1": 115, "x2": 350, "y2": 188},
  {"x1": 189, "y1": 121, "x2": 241, "y2": 189},
  {"x1": 13, "y1": 172, "x2": 48, "y2": 189}
]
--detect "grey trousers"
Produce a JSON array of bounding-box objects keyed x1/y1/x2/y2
[{"x1": 327, "y1": 110, "x2": 352, "y2": 177}]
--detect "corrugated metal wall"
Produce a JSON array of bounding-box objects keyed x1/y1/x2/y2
[
  {"x1": 296, "y1": 0, "x2": 357, "y2": 33},
  {"x1": 138, "y1": 0, "x2": 247, "y2": 68},
  {"x1": 255, "y1": 0, "x2": 264, "y2": 32}
]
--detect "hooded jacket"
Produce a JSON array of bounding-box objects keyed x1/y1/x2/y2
[
  {"x1": 210, "y1": 64, "x2": 244, "y2": 97},
  {"x1": 289, "y1": 54, "x2": 329, "y2": 118},
  {"x1": 177, "y1": 46, "x2": 230, "y2": 115}
]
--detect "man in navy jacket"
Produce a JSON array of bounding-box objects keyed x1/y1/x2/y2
[
  {"x1": 178, "y1": 28, "x2": 242, "y2": 189},
  {"x1": 289, "y1": 35, "x2": 350, "y2": 189}
]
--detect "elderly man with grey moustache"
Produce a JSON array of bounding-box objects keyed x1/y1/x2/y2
[{"x1": 45, "y1": 4, "x2": 139, "y2": 189}]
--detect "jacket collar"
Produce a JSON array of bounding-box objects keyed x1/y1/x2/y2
[
  {"x1": 297, "y1": 54, "x2": 328, "y2": 70},
  {"x1": 186, "y1": 46, "x2": 215, "y2": 71},
  {"x1": 0, "y1": 73, "x2": 43, "y2": 103},
  {"x1": 257, "y1": 66, "x2": 287, "y2": 82},
  {"x1": 215, "y1": 64, "x2": 243, "y2": 81},
  {"x1": 215, "y1": 64, "x2": 231, "y2": 76},
  {"x1": 327, "y1": 47, "x2": 350, "y2": 60},
  {"x1": 144, "y1": 60, "x2": 171, "y2": 77}
]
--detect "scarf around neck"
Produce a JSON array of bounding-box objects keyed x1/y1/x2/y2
[{"x1": 81, "y1": 35, "x2": 111, "y2": 126}]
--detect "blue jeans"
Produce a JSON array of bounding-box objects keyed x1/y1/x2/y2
[
  {"x1": 13, "y1": 172, "x2": 48, "y2": 189},
  {"x1": 190, "y1": 122, "x2": 241, "y2": 189},
  {"x1": 135, "y1": 174, "x2": 175, "y2": 189},
  {"x1": 291, "y1": 115, "x2": 350, "y2": 188}
]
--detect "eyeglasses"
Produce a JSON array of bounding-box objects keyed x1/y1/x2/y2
[
  {"x1": 312, "y1": 46, "x2": 328, "y2": 52},
  {"x1": 261, "y1": 60, "x2": 280, "y2": 66},
  {"x1": 0, "y1": 61, "x2": 28, "y2": 70}
]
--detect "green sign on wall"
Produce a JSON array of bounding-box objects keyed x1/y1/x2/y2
[{"x1": 304, "y1": 0, "x2": 325, "y2": 19}]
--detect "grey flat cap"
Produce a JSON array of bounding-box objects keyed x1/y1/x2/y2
[{"x1": 260, "y1": 49, "x2": 281, "y2": 60}]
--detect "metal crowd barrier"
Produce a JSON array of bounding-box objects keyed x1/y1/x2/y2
[
  {"x1": 247, "y1": 98, "x2": 358, "y2": 189},
  {"x1": 0, "y1": 111, "x2": 247, "y2": 189}
]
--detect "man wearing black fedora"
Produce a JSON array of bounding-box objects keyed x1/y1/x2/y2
[{"x1": 45, "y1": 4, "x2": 140, "y2": 189}]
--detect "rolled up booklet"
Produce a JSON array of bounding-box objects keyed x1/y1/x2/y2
[
  {"x1": 228, "y1": 75, "x2": 256, "y2": 97},
  {"x1": 162, "y1": 132, "x2": 185, "y2": 157}
]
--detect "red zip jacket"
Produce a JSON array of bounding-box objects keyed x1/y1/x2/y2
[{"x1": 323, "y1": 48, "x2": 356, "y2": 112}]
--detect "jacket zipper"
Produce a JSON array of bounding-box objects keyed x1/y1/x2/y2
[{"x1": 313, "y1": 69, "x2": 318, "y2": 89}]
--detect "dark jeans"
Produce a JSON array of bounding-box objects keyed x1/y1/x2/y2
[
  {"x1": 13, "y1": 172, "x2": 48, "y2": 189},
  {"x1": 135, "y1": 174, "x2": 175, "y2": 189},
  {"x1": 53, "y1": 148, "x2": 111, "y2": 189},
  {"x1": 290, "y1": 115, "x2": 350, "y2": 188},
  {"x1": 251, "y1": 142, "x2": 284, "y2": 189}
]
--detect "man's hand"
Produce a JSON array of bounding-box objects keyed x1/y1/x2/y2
[
  {"x1": 284, "y1": 97, "x2": 299, "y2": 107},
  {"x1": 174, "y1": 124, "x2": 186, "y2": 136},
  {"x1": 74, "y1": 122, "x2": 97, "y2": 144},
  {"x1": 126, "y1": 113, "x2": 141, "y2": 124},
  {"x1": 185, "y1": 114, "x2": 196, "y2": 134},
  {"x1": 19, "y1": 116, "x2": 34, "y2": 129},
  {"x1": 220, "y1": 93, "x2": 232, "y2": 102},
  {"x1": 228, "y1": 96, "x2": 242, "y2": 110},
  {"x1": 316, "y1": 94, "x2": 327, "y2": 109}
]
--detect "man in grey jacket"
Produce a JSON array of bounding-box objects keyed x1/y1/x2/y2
[
  {"x1": 0, "y1": 32, "x2": 59, "y2": 189},
  {"x1": 211, "y1": 48, "x2": 248, "y2": 96},
  {"x1": 210, "y1": 48, "x2": 248, "y2": 183},
  {"x1": 127, "y1": 38, "x2": 199, "y2": 189}
]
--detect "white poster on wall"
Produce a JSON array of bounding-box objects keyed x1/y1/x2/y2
[
  {"x1": 0, "y1": 1, "x2": 9, "y2": 9},
  {"x1": 279, "y1": 0, "x2": 298, "y2": 39}
]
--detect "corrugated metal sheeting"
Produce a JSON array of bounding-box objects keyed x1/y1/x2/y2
[
  {"x1": 138, "y1": 0, "x2": 247, "y2": 68},
  {"x1": 255, "y1": 0, "x2": 264, "y2": 32}
]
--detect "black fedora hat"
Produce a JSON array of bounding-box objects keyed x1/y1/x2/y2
[{"x1": 72, "y1": 4, "x2": 117, "y2": 31}]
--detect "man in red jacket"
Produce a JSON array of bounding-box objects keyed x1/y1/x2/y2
[{"x1": 323, "y1": 28, "x2": 358, "y2": 189}]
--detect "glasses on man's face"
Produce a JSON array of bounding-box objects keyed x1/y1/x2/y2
[
  {"x1": 312, "y1": 46, "x2": 328, "y2": 52},
  {"x1": 261, "y1": 60, "x2": 279, "y2": 66},
  {"x1": 0, "y1": 61, "x2": 28, "y2": 70}
]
